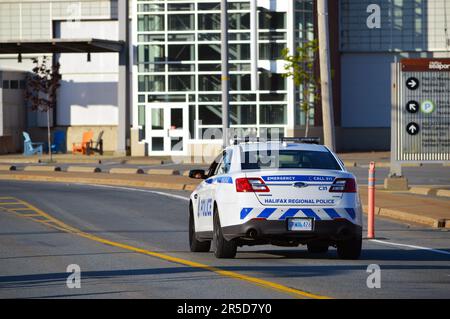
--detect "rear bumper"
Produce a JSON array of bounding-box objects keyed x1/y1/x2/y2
[{"x1": 222, "y1": 219, "x2": 362, "y2": 244}]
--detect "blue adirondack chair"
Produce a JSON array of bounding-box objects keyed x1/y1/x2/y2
[
  {"x1": 23, "y1": 132, "x2": 44, "y2": 156},
  {"x1": 51, "y1": 131, "x2": 66, "y2": 153}
]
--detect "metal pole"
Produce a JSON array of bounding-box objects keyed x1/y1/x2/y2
[
  {"x1": 250, "y1": 0, "x2": 258, "y2": 91},
  {"x1": 317, "y1": 0, "x2": 336, "y2": 151},
  {"x1": 221, "y1": 0, "x2": 230, "y2": 148},
  {"x1": 117, "y1": 0, "x2": 130, "y2": 155},
  {"x1": 368, "y1": 162, "x2": 376, "y2": 239}
]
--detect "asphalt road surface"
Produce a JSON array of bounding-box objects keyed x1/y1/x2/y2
[{"x1": 0, "y1": 181, "x2": 449, "y2": 299}]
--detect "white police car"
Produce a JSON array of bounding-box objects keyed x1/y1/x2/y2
[{"x1": 188, "y1": 138, "x2": 363, "y2": 259}]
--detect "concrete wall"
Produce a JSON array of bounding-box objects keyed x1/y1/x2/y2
[
  {"x1": 0, "y1": 70, "x2": 26, "y2": 153},
  {"x1": 56, "y1": 20, "x2": 119, "y2": 127}
]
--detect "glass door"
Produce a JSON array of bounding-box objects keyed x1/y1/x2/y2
[{"x1": 146, "y1": 104, "x2": 188, "y2": 155}]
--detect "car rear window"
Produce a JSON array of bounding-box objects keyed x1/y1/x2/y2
[{"x1": 241, "y1": 150, "x2": 342, "y2": 170}]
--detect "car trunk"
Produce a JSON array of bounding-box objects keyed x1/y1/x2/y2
[{"x1": 244, "y1": 169, "x2": 344, "y2": 207}]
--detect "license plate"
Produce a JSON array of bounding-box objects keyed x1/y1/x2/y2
[{"x1": 287, "y1": 218, "x2": 313, "y2": 231}]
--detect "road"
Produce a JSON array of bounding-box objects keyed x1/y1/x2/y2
[{"x1": 0, "y1": 181, "x2": 449, "y2": 299}]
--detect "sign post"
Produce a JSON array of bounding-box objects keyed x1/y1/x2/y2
[{"x1": 387, "y1": 59, "x2": 450, "y2": 189}]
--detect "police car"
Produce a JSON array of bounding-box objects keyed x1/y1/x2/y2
[{"x1": 188, "y1": 138, "x2": 363, "y2": 259}]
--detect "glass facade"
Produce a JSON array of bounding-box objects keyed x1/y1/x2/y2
[{"x1": 134, "y1": 0, "x2": 315, "y2": 146}]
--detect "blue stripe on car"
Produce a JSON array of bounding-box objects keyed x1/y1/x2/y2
[
  {"x1": 323, "y1": 208, "x2": 340, "y2": 219},
  {"x1": 240, "y1": 208, "x2": 253, "y2": 220},
  {"x1": 345, "y1": 208, "x2": 356, "y2": 219},
  {"x1": 279, "y1": 208, "x2": 300, "y2": 220},
  {"x1": 300, "y1": 208, "x2": 322, "y2": 220},
  {"x1": 257, "y1": 208, "x2": 277, "y2": 219}
]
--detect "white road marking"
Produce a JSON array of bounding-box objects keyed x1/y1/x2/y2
[
  {"x1": 77, "y1": 183, "x2": 191, "y2": 202},
  {"x1": 370, "y1": 239, "x2": 450, "y2": 256}
]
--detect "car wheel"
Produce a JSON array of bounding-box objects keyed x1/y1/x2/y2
[
  {"x1": 189, "y1": 209, "x2": 211, "y2": 253},
  {"x1": 213, "y1": 207, "x2": 237, "y2": 259},
  {"x1": 307, "y1": 242, "x2": 329, "y2": 254},
  {"x1": 337, "y1": 236, "x2": 362, "y2": 260}
]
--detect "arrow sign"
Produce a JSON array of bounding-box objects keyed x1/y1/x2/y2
[
  {"x1": 406, "y1": 122, "x2": 420, "y2": 136},
  {"x1": 406, "y1": 77, "x2": 419, "y2": 90},
  {"x1": 406, "y1": 101, "x2": 419, "y2": 113}
]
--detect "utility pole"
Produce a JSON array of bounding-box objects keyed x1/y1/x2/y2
[
  {"x1": 317, "y1": 0, "x2": 336, "y2": 151},
  {"x1": 117, "y1": 0, "x2": 130, "y2": 155},
  {"x1": 221, "y1": 0, "x2": 230, "y2": 148}
]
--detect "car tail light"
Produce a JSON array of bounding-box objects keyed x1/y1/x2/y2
[
  {"x1": 329, "y1": 178, "x2": 357, "y2": 193},
  {"x1": 235, "y1": 178, "x2": 270, "y2": 193}
]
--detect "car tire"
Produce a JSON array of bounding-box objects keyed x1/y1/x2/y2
[
  {"x1": 189, "y1": 209, "x2": 211, "y2": 253},
  {"x1": 307, "y1": 242, "x2": 329, "y2": 254},
  {"x1": 337, "y1": 236, "x2": 362, "y2": 260},
  {"x1": 213, "y1": 208, "x2": 237, "y2": 259}
]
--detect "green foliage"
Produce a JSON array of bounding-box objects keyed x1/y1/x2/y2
[{"x1": 281, "y1": 40, "x2": 320, "y2": 126}]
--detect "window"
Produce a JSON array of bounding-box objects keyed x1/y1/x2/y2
[
  {"x1": 2, "y1": 80, "x2": 9, "y2": 89},
  {"x1": 138, "y1": 75, "x2": 165, "y2": 92},
  {"x1": 199, "y1": 105, "x2": 222, "y2": 125},
  {"x1": 241, "y1": 150, "x2": 342, "y2": 170},
  {"x1": 199, "y1": 74, "x2": 221, "y2": 91},
  {"x1": 198, "y1": 13, "x2": 221, "y2": 30},
  {"x1": 138, "y1": 14, "x2": 164, "y2": 31},
  {"x1": 229, "y1": 44, "x2": 250, "y2": 60},
  {"x1": 168, "y1": 44, "x2": 194, "y2": 62},
  {"x1": 168, "y1": 75, "x2": 194, "y2": 91},
  {"x1": 230, "y1": 105, "x2": 256, "y2": 125},
  {"x1": 138, "y1": 45, "x2": 165, "y2": 63},
  {"x1": 259, "y1": 43, "x2": 286, "y2": 60},
  {"x1": 230, "y1": 74, "x2": 251, "y2": 91},
  {"x1": 10, "y1": 80, "x2": 19, "y2": 89},
  {"x1": 168, "y1": 14, "x2": 194, "y2": 31},
  {"x1": 259, "y1": 12, "x2": 286, "y2": 29},
  {"x1": 199, "y1": 44, "x2": 221, "y2": 60},
  {"x1": 229, "y1": 13, "x2": 250, "y2": 30},
  {"x1": 168, "y1": 3, "x2": 194, "y2": 11},
  {"x1": 259, "y1": 73, "x2": 286, "y2": 91},
  {"x1": 260, "y1": 105, "x2": 287, "y2": 124}
]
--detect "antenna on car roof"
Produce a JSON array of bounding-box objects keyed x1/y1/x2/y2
[{"x1": 233, "y1": 137, "x2": 321, "y2": 145}]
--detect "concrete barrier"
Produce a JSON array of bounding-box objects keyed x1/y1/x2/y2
[
  {"x1": 23, "y1": 166, "x2": 61, "y2": 172},
  {"x1": 109, "y1": 168, "x2": 144, "y2": 174},
  {"x1": 408, "y1": 187, "x2": 432, "y2": 196},
  {"x1": 0, "y1": 165, "x2": 16, "y2": 171},
  {"x1": 66, "y1": 166, "x2": 102, "y2": 173},
  {"x1": 146, "y1": 169, "x2": 180, "y2": 176},
  {"x1": 436, "y1": 189, "x2": 450, "y2": 198}
]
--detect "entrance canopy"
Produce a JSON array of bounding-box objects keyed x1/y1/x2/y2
[{"x1": 0, "y1": 38, "x2": 124, "y2": 54}]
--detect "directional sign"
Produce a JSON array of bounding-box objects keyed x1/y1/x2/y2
[
  {"x1": 406, "y1": 122, "x2": 419, "y2": 135},
  {"x1": 406, "y1": 77, "x2": 419, "y2": 90},
  {"x1": 393, "y1": 59, "x2": 450, "y2": 162},
  {"x1": 406, "y1": 100, "x2": 419, "y2": 114}
]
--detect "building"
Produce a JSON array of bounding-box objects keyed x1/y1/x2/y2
[{"x1": 0, "y1": 0, "x2": 448, "y2": 156}]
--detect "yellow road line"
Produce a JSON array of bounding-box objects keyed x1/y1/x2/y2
[{"x1": 1, "y1": 197, "x2": 331, "y2": 299}]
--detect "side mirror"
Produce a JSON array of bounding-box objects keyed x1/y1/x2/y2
[{"x1": 189, "y1": 169, "x2": 207, "y2": 180}]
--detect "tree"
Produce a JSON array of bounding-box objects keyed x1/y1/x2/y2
[
  {"x1": 24, "y1": 56, "x2": 61, "y2": 161},
  {"x1": 282, "y1": 40, "x2": 320, "y2": 137}
]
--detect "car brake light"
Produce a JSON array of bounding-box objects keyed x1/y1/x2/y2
[
  {"x1": 329, "y1": 178, "x2": 357, "y2": 193},
  {"x1": 236, "y1": 178, "x2": 270, "y2": 193}
]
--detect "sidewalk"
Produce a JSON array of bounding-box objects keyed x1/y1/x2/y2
[{"x1": 0, "y1": 170, "x2": 449, "y2": 229}]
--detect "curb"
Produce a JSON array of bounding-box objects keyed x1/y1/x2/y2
[
  {"x1": 109, "y1": 168, "x2": 144, "y2": 174},
  {"x1": 66, "y1": 166, "x2": 102, "y2": 173},
  {"x1": 362, "y1": 205, "x2": 446, "y2": 228},
  {"x1": 147, "y1": 169, "x2": 181, "y2": 176},
  {"x1": 0, "y1": 173, "x2": 197, "y2": 192},
  {"x1": 0, "y1": 165, "x2": 16, "y2": 171},
  {"x1": 23, "y1": 166, "x2": 61, "y2": 172}
]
